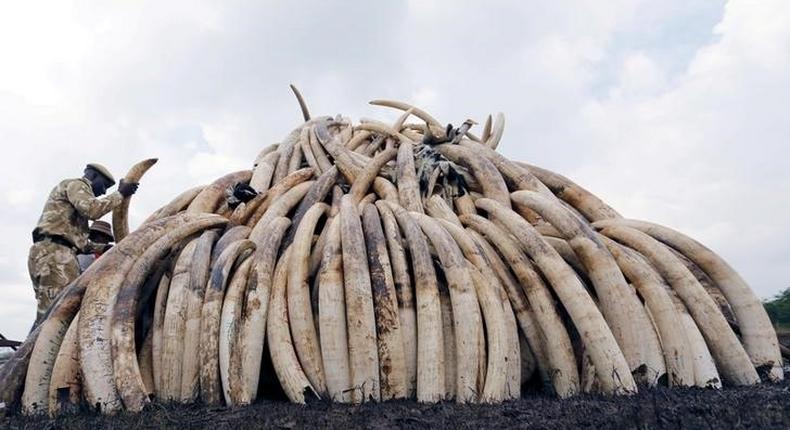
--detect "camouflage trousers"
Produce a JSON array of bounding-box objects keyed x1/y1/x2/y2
[{"x1": 28, "y1": 241, "x2": 80, "y2": 325}]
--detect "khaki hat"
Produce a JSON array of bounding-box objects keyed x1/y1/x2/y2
[
  {"x1": 86, "y1": 163, "x2": 116, "y2": 186},
  {"x1": 89, "y1": 220, "x2": 114, "y2": 241}
]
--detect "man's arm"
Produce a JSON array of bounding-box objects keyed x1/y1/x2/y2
[{"x1": 66, "y1": 180, "x2": 123, "y2": 220}]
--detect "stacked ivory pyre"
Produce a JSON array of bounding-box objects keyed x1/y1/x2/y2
[{"x1": 1, "y1": 91, "x2": 785, "y2": 416}]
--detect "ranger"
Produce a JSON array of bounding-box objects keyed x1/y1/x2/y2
[
  {"x1": 76, "y1": 220, "x2": 115, "y2": 272},
  {"x1": 28, "y1": 163, "x2": 138, "y2": 326}
]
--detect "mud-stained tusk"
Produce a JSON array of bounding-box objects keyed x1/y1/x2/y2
[
  {"x1": 511, "y1": 190, "x2": 661, "y2": 382},
  {"x1": 268, "y1": 248, "x2": 320, "y2": 403},
  {"x1": 288, "y1": 204, "x2": 330, "y2": 395},
  {"x1": 382, "y1": 201, "x2": 444, "y2": 403},
  {"x1": 460, "y1": 213, "x2": 579, "y2": 397},
  {"x1": 339, "y1": 196, "x2": 381, "y2": 403},
  {"x1": 594, "y1": 218, "x2": 783, "y2": 382},
  {"x1": 361, "y1": 204, "x2": 408, "y2": 400},
  {"x1": 594, "y1": 223, "x2": 760, "y2": 386}
]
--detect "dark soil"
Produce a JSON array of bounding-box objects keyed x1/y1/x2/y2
[{"x1": 3, "y1": 381, "x2": 790, "y2": 430}]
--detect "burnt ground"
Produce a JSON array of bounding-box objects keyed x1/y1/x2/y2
[{"x1": 2, "y1": 380, "x2": 789, "y2": 430}]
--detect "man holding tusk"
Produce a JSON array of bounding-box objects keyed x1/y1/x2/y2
[{"x1": 27, "y1": 163, "x2": 139, "y2": 327}]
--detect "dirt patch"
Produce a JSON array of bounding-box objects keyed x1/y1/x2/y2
[{"x1": 3, "y1": 382, "x2": 790, "y2": 429}]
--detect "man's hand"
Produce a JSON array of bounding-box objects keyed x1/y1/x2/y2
[{"x1": 118, "y1": 180, "x2": 139, "y2": 198}]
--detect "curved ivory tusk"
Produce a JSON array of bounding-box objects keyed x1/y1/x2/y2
[
  {"x1": 288, "y1": 204, "x2": 330, "y2": 395},
  {"x1": 187, "y1": 170, "x2": 253, "y2": 214},
  {"x1": 137, "y1": 329, "x2": 155, "y2": 398},
  {"x1": 47, "y1": 313, "x2": 81, "y2": 416},
  {"x1": 383, "y1": 201, "x2": 445, "y2": 402},
  {"x1": 484, "y1": 113, "x2": 505, "y2": 150},
  {"x1": 474, "y1": 198, "x2": 637, "y2": 395},
  {"x1": 481, "y1": 115, "x2": 492, "y2": 143},
  {"x1": 346, "y1": 130, "x2": 371, "y2": 151},
  {"x1": 249, "y1": 151, "x2": 280, "y2": 193},
  {"x1": 596, "y1": 235, "x2": 694, "y2": 387},
  {"x1": 466, "y1": 264, "x2": 510, "y2": 402},
  {"x1": 370, "y1": 99, "x2": 442, "y2": 128},
  {"x1": 368, "y1": 99, "x2": 481, "y2": 142},
  {"x1": 453, "y1": 194, "x2": 477, "y2": 217},
  {"x1": 460, "y1": 214, "x2": 579, "y2": 397},
  {"x1": 274, "y1": 127, "x2": 305, "y2": 184},
  {"x1": 253, "y1": 143, "x2": 279, "y2": 167},
  {"x1": 300, "y1": 129, "x2": 323, "y2": 174},
  {"x1": 181, "y1": 231, "x2": 220, "y2": 402},
  {"x1": 375, "y1": 202, "x2": 417, "y2": 397},
  {"x1": 361, "y1": 204, "x2": 408, "y2": 400},
  {"x1": 435, "y1": 219, "x2": 511, "y2": 401},
  {"x1": 349, "y1": 148, "x2": 398, "y2": 205},
  {"x1": 151, "y1": 271, "x2": 170, "y2": 396},
  {"x1": 438, "y1": 283, "x2": 455, "y2": 400},
  {"x1": 308, "y1": 215, "x2": 332, "y2": 278},
  {"x1": 236, "y1": 217, "x2": 291, "y2": 404},
  {"x1": 112, "y1": 158, "x2": 158, "y2": 242},
  {"x1": 318, "y1": 219, "x2": 352, "y2": 402},
  {"x1": 315, "y1": 123, "x2": 364, "y2": 182},
  {"x1": 339, "y1": 196, "x2": 381, "y2": 403},
  {"x1": 287, "y1": 141, "x2": 304, "y2": 175},
  {"x1": 355, "y1": 121, "x2": 415, "y2": 145},
  {"x1": 160, "y1": 241, "x2": 199, "y2": 401},
  {"x1": 209, "y1": 226, "x2": 250, "y2": 264},
  {"x1": 372, "y1": 177, "x2": 399, "y2": 203},
  {"x1": 393, "y1": 107, "x2": 415, "y2": 131},
  {"x1": 200, "y1": 239, "x2": 256, "y2": 405},
  {"x1": 467, "y1": 228, "x2": 551, "y2": 389},
  {"x1": 675, "y1": 297, "x2": 722, "y2": 388},
  {"x1": 309, "y1": 125, "x2": 335, "y2": 172},
  {"x1": 241, "y1": 167, "x2": 315, "y2": 228},
  {"x1": 248, "y1": 180, "x2": 315, "y2": 244},
  {"x1": 76, "y1": 214, "x2": 218, "y2": 414},
  {"x1": 511, "y1": 190, "x2": 662, "y2": 381},
  {"x1": 458, "y1": 140, "x2": 553, "y2": 199},
  {"x1": 219, "y1": 256, "x2": 253, "y2": 405},
  {"x1": 412, "y1": 213, "x2": 482, "y2": 403},
  {"x1": 289, "y1": 84, "x2": 311, "y2": 122},
  {"x1": 424, "y1": 195, "x2": 462, "y2": 227},
  {"x1": 112, "y1": 215, "x2": 228, "y2": 412},
  {"x1": 516, "y1": 162, "x2": 622, "y2": 222},
  {"x1": 268, "y1": 248, "x2": 319, "y2": 403},
  {"x1": 594, "y1": 224, "x2": 760, "y2": 386},
  {"x1": 396, "y1": 141, "x2": 424, "y2": 213},
  {"x1": 435, "y1": 144, "x2": 510, "y2": 208},
  {"x1": 144, "y1": 185, "x2": 205, "y2": 224},
  {"x1": 595, "y1": 218, "x2": 783, "y2": 382},
  {"x1": 280, "y1": 168, "x2": 337, "y2": 250}
]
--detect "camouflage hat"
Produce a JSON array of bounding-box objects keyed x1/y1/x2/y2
[
  {"x1": 89, "y1": 220, "x2": 114, "y2": 241},
  {"x1": 86, "y1": 163, "x2": 116, "y2": 186}
]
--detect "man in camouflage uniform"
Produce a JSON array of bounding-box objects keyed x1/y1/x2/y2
[
  {"x1": 28, "y1": 163, "x2": 139, "y2": 326},
  {"x1": 77, "y1": 220, "x2": 115, "y2": 272}
]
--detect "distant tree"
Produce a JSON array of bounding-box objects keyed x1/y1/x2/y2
[{"x1": 763, "y1": 288, "x2": 790, "y2": 328}]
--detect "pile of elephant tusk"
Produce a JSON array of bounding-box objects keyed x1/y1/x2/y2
[{"x1": 1, "y1": 87, "x2": 785, "y2": 417}]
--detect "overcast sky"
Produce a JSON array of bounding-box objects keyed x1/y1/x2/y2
[{"x1": 1, "y1": 1, "x2": 788, "y2": 340}]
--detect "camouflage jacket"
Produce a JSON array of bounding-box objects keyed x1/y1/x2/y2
[{"x1": 33, "y1": 178, "x2": 123, "y2": 252}]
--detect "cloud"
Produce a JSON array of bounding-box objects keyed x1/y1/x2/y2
[{"x1": 0, "y1": 0, "x2": 787, "y2": 339}]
